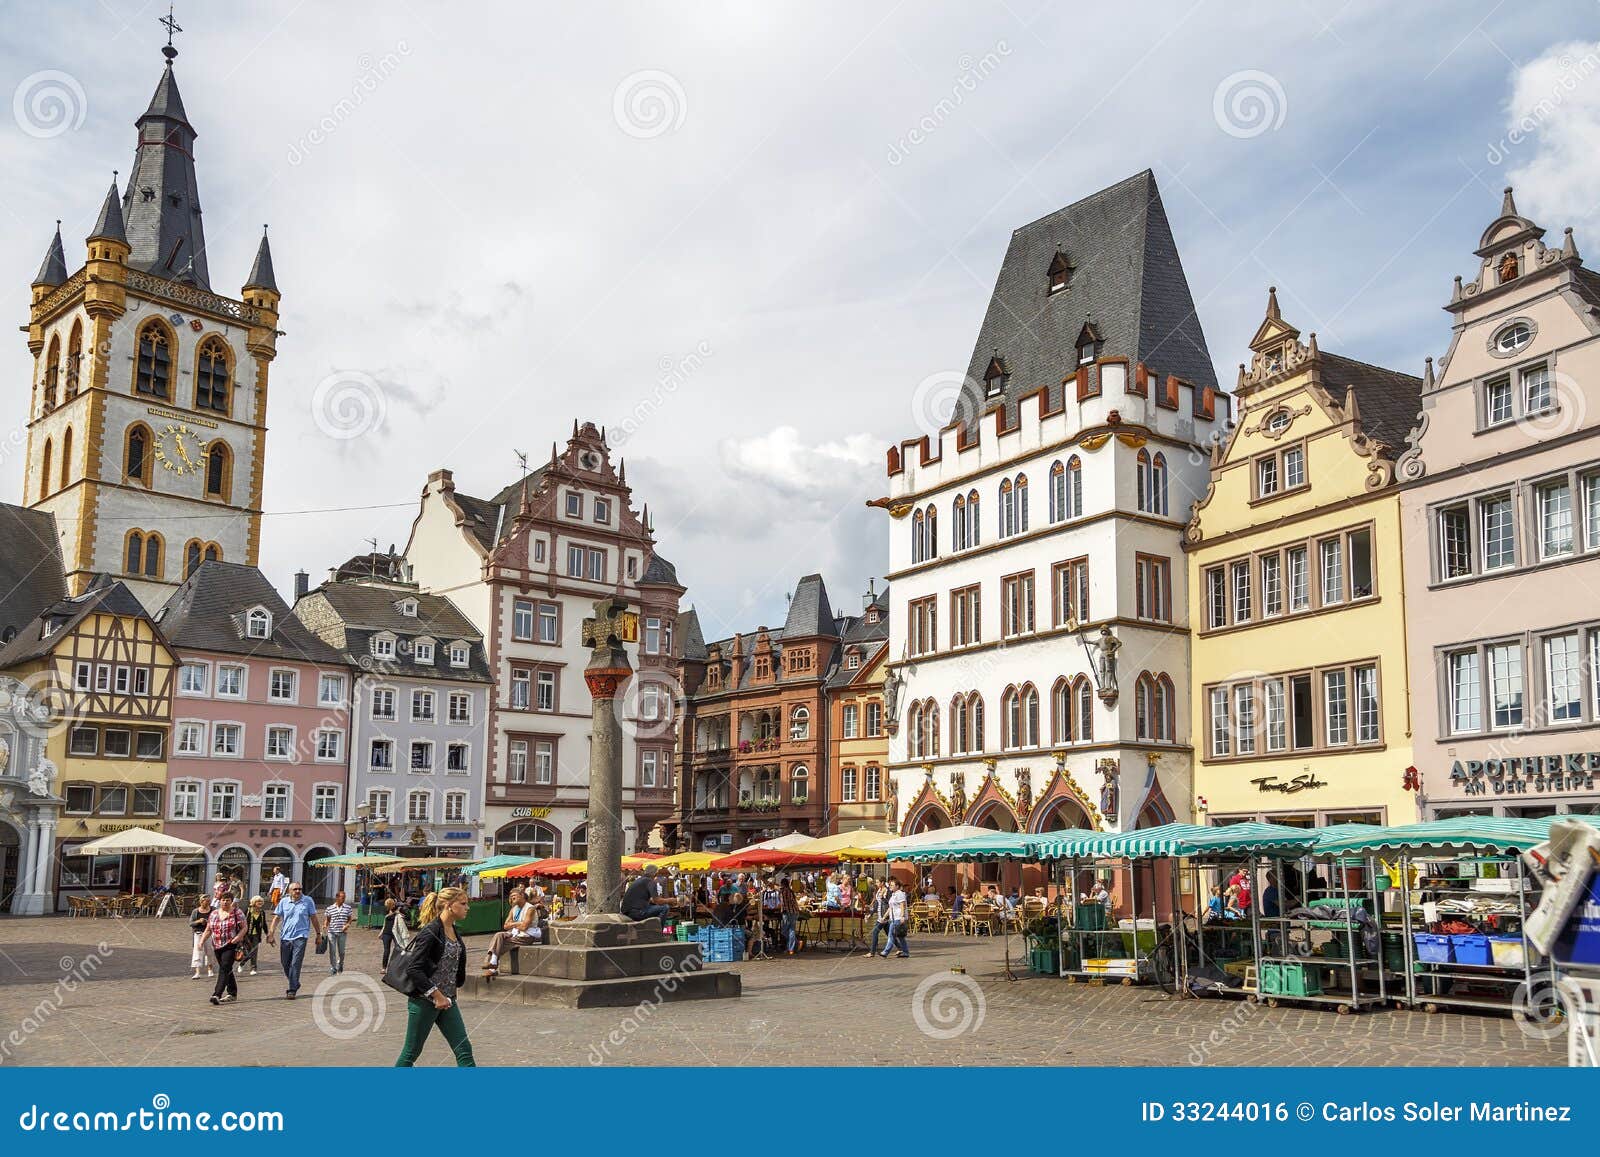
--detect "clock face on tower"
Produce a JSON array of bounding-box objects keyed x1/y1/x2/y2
[{"x1": 153, "y1": 423, "x2": 203, "y2": 476}]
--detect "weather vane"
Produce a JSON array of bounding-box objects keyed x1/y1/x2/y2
[{"x1": 160, "y1": 5, "x2": 183, "y2": 60}]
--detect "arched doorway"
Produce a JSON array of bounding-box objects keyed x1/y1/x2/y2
[
  {"x1": 1032, "y1": 797, "x2": 1091, "y2": 833},
  {"x1": 216, "y1": 846, "x2": 251, "y2": 895},
  {"x1": 495, "y1": 821, "x2": 557, "y2": 858},
  {"x1": 0, "y1": 820, "x2": 20, "y2": 912},
  {"x1": 302, "y1": 845, "x2": 339, "y2": 902},
  {"x1": 259, "y1": 846, "x2": 296, "y2": 898}
]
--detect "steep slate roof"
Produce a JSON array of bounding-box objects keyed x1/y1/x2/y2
[
  {"x1": 782, "y1": 574, "x2": 836, "y2": 639},
  {"x1": 156, "y1": 561, "x2": 344, "y2": 664},
  {"x1": 32, "y1": 225, "x2": 67, "y2": 288},
  {"x1": 826, "y1": 587, "x2": 891, "y2": 689},
  {"x1": 121, "y1": 59, "x2": 210, "y2": 288},
  {"x1": 0, "y1": 574, "x2": 159, "y2": 668},
  {"x1": 641, "y1": 552, "x2": 680, "y2": 586},
  {"x1": 679, "y1": 606, "x2": 708, "y2": 661},
  {"x1": 1317, "y1": 352, "x2": 1424, "y2": 452},
  {"x1": 297, "y1": 581, "x2": 492, "y2": 684},
  {"x1": 449, "y1": 469, "x2": 548, "y2": 552},
  {"x1": 0, "y1": 504, "x2": 67, "y2": 643},
  {"x1": 960, "y1": 170, "x2": 1217, "y2": 426},
  {"x1": 244, "y1": 228, "x2": 277, "y2": 293},
  {"x1": 88, "y1": 178, "x2": 128, "y2": 245}
]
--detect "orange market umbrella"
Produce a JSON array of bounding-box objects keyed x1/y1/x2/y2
[{"x1": 709, "y1": 848, "x2": 839, "y2": 871}]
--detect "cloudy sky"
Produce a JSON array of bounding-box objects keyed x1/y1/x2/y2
[{"x1": 2, "y1": 2, "x2": 1596, "y2": 638}]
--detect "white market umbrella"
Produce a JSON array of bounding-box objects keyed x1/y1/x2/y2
[
  {"x1": 78, "y1": 827, "x2": 205, "y2": 855},
  {"x1": 741, "y1": 832, "x2": 815, "y2": 852}
]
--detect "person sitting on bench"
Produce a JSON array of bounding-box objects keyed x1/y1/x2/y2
[{"x1": 622, "y1": 865, "x2": 671, "y2": 922}]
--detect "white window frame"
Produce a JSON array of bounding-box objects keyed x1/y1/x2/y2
[
  {"x1": 411, "y1": 689, "x2": 436, "y2": 722},
  {"x1": 175, "y1": 720, "x2": 206, "y2": 756},
  {"x1": 371, "y1": 686, "x2": 397, "y2": 721},
  {"x1": 409, "y1": 740, "x2": 435, "y2": 774},
  {"x1": 446, "y1": 742, "x2": 470, "y2": 774},
  {"x1": 211, "y1": 721, "x2": 243, "y2": 758},
  {"x1": 268, "y1": 667, "x2": 298, "y2": 704},
  {"x1": 171, "y1": 779, "x2": 201, "y2": 821},
  {"x1": 312, "y1": 783, "x2": 341, "y2": 823},
  {"x1": 318, "y1": 672, "x2": 346, "y2": 706},
  {"x1": 215, "y1": 664, "x2": 246, "y2": 699},
  {"x1": 448, "y1": 691, "x2": 472, "y2": 724},
  {"x1": 368, "y1": 789, "x2": 392, "y2": 822},
  {"x1": 315, "y1": 730, "x2": 344, "y2": 763},
  {"x1": 264, "y1": 724, "x2": 296, "y2": 761},
  {"x1": 262, "y1": 781, "x2": 291, "y2": 822},
  {"x1": 208, "y1": 780, "x2": 240, "y2": 821}
]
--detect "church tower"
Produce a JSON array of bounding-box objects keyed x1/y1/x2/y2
[{"x1": 22, "y1": 29, "x2": 280, "y2": 609}]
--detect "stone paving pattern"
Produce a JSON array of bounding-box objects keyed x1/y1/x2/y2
[{"x1": 0, "y1": 917, "x2": 1564, "y2": 1067}]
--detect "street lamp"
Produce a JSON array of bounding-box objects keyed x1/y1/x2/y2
[{"x1": 345, "y1": 803, "x2": 374, "y2": 920}]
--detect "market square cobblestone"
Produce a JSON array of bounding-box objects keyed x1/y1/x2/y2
[{"x1": 0, "y1": 917, "x2": 1564, "y2": 1066}]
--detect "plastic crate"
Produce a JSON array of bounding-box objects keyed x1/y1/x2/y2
[
  {"x1": 1074, "y1": 903, "x2": 1108, "y2": 931},
  {"x1": 1281, "y1": 962, "x2": 1322, "y2": 996},
  {"x1": 1413, "y1": 933, "x2": 1453, "y2": 964},
  {"x1": 1452, "y1": 933, "x2": 1492, "y2": 966},
  {"x1": 1027, "y1": 947, "x2": 1060, "y2": 975},
  {"x1": 1488, "y1": 936, "x2": 1526, "y2": 967},
  {"x1": 1258, "y1": 962, "x2": 1284, "y2": 994}
]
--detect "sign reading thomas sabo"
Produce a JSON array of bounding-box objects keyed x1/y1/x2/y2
[{"x1": 1449, "y1": 753, "x2": 1600, "y2": 796}]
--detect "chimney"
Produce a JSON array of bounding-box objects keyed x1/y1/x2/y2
[
  {"x1": 730, "y1": 632, "x2": 746, "y2": 686},
  {"x1": 293, "y1": 570, "x2": 309, "y2": 601}
]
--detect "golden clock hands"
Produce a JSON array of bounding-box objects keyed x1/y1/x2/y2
[{"x1": 175, "y1": 438, "x2": 192, "y2": 468}]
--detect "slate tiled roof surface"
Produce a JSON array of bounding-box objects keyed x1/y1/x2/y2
[
  {"x1": 1317, "y1": 351, "x2": 1424, "y2": 453},
  {"x1": 0, "y1": 503, "x2": 66, "y2": 644},
  {"x1": 0, "y1": 574, "x2": 160, "y2": 668},
  {"x1": 156, "y1": 561, "x2": 344, "y2": 665},
  {"x1": 959, "y1": 170, "x2": 1218, "y2": 428}
]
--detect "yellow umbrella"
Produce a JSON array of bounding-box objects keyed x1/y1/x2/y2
[
  {"x1": 823, "y1": 846, "x2": 888, "y2": 861},
  {"x1": 653, "y1": 851, "x2": 717, "y2": 871}
]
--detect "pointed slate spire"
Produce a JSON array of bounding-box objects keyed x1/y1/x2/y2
[
  {"x1": 32, "y1": 221, "x2": 68, "y2": 288},
  {"x1": 88, "y1": 176, "x2": 128, "y2": 245},
  {"x1": 1562, "y1": 227, "x2": 1579, "y2": 262},
  {"x1": 243, "y1": 225, "x2": 278, "y2": 293},
  {"x1": 1501, "y1": 186, "x2": 1518, "y2": 219},
  {"x1": 122, "y1": 51, "x2": 209, "y2": 288},
  {"x1": 1265, "y1": 285, "x2": 1281, "y2": 320}
]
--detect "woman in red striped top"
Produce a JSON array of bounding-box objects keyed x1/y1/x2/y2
[{"x1": 205, "y1": 894, "x2": 248, "y2": 1006}]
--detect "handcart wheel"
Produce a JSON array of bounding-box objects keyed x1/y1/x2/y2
[
  {"x1": 1338, "y1": 1004, "x2": 1354, "y2": 1016},
  {"x1": 1066, "y1": 975, "x2": 1077, "y2": 985},
  {"x1": 1267, "y1": 998, "x2": 1279, "y2": 1008},
  {"x1": 1122, "y1": 977, "x2": 1133, "y2": 987},
  {"x1": 1246, "y1": 995, "x2": 1258, "y2": 1005},
  {"x1": 1089, "y1": 978, "x2": 1104, "y2": 988},
  {"x1": 1424, "y1": 1002, "x2": 1439, "y2": 1014}
]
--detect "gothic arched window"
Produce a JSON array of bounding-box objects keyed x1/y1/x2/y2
[
  {"x1": 40, "y1": 439, "x2": 53, "y2": 501},
  {"x1": 59, "y1": 427, "x2": 72, "y2": 492},
  {"x1": 125, "y1": 424, "x2": 153, "y2": 487},
  {"x1": 43, "y1": 336, "x2": 60, "y2": 410},
  {"x1": 65, "y1": 321, "x2": 82, "y2": 398},
  {"x1": 195, "y1": 337, "x2": 231, "y2": 414},
  {"x1": 134, "y1": 321, "x2": 172, "y2": 399},
  {"x1": 204, "y1": 440, "x2": 232, "y2": 501}
]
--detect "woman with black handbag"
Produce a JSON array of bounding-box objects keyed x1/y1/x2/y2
[{"x1": 386, "y1": 888, "x2": 476, "y2": 1067}]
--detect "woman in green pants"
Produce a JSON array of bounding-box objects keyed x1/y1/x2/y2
[{"x1": 394, "y1": 887, "x2": 475, "y2": 1066}]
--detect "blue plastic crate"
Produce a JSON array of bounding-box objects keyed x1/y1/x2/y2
[
  {"x1": 1451, "y1": 933, "x2": 1492, "y2": 966},
  {"x1": 1413, "y1": 933, "x2": 1452, "y2": 964}
]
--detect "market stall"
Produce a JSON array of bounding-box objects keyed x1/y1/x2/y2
[
  {"x1": 1310, "y1": 818, "x2": 1562, "y2": 1017},
  {"x1": 886, "y1": 830, "x2": 1037, "y2": 972}
]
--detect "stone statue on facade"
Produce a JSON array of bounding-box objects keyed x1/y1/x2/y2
[
  {"x1": 1094, "y1": 626, "x2": 1121, "y2": 701},
  {"x1": 1015, "y1": 768, "x2": 1033, "y2": 825},
  {"x1": 882, "y1": 666, "x2": 902, "y2": 734},
  {"x1": 0, "y1": 736, "x2": 10, "y2": 776},
  {"x1": 1097, "y1": 758, "x2": 1120, "y2": 822},
  {"x1": 949, "y1": 772, "x2": 967, "y2": 824}
]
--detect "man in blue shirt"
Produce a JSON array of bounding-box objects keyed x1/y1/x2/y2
[{"x1": 267, "y1": 882, "x2": 323, "y2": 999}]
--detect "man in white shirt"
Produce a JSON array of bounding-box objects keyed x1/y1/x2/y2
[{"x1": 880, "y1": 880, "x2": 910, "y2": 958}]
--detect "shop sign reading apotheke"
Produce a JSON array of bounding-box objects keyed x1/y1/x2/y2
[
  {"x1": 509, "y1": 807, "x2": 552, "y2": 819},
  {"x1": 1450, "y1": 752, "x2": 1600, "y2": 796}
]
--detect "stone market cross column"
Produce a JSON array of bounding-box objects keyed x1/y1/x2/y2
[{"x1": 581, "y1": 596, "x2": 635, "y2": 917}]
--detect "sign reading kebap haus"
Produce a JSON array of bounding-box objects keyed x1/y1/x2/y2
[{"x1": 1449, "y1": 752, "x2": 1600, "y2": 796}]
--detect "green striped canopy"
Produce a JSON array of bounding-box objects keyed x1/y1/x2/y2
[
  {"x1": 1310, "y1": 816, "x2": 1587, "y2": 857},
  {"x1": 1032, "y1": 822, "x2": 1323, "y2": 861},
  {"x1": 884, "y1": 831, "x2": 1037, "y2": 863}
]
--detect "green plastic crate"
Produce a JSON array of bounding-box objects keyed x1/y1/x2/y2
[
  {"x1": 1259, "y1": 961, "x2": 1284, "y2": 994},
  {"x1": 1074, "y1": 903, "x2": 1109, "y2": 931},
  {"x1": 1028, "y1": 947, "x2": 1060, "y2": 975},
  {"x1": 1281, "y1": 962, "x2": 1321, "y2": 996}
]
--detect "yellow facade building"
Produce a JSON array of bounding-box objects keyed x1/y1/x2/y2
[
  {"x1": 0, "y1": 575, "x2": 178, "y2": 903},
  {"x1": 1185, "y1": 291, "x2": 1422, "y2": 828}
]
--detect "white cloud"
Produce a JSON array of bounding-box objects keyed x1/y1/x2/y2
[{"x1": 1501, "y1": 40, "x2": 1600, "y2": 235}]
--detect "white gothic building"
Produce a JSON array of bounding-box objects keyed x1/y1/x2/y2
[{"x1": 878, "y1": 171, "x2": 1226, "y2": 839}]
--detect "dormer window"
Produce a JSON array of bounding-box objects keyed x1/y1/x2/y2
[
  {"x1": 983, "y1": 355, "x2": 1009, "y2": 396},
  {"x1": 1498, "y1": 252, "x2": 1519, "y2": 283},
  {"x1": 246, "y1": 608, "x2": 271, "y2": 639},
  {"x1": 1047, "y1": 249, "x2": 1073, "y2": 295},
  {"x1": 847, "y1": 650, "x2": 861, "y2": 670},
  {"x1": 371, "y1": 634, "x2": 396, "y2": 660},
  {"x1": 1493, "y1": 321, "x2": 1532, "y2": 355},
  {"x1": 398, "y1": 599, "x2": 418, "y2": 618},
  {"x1": 1075, "y1": 321, "x2": 1103, "y2": 367},
  {"x1": 449, "y1": 643, "x2": 469, "y2": 667},
  {"x1": 565, "y1": 492, "x2": 583, "y2": 518},
  {"x1": 414, "y1": 639, "x2": 435, "y2": 664},
  {"x1": 865, "y1": 607, "x2": 879, "y2": 625}
]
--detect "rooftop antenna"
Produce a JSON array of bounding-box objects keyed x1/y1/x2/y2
[
  {"x1": 160, "y1": 5, "x2": 182, "y2": 61},
  {"x1": 365, "y1": 536, "x2": 380, "y2": 579}
]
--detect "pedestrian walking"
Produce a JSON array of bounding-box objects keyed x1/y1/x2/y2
[
  {"x1": 269, "y1": 867, "x2": 289, "y2": 908},
  {"x1": 323, "y1": 890, "x2": 354, "y2": 974},
  {"x1": 380, "y1": 899, "x2": 401, "y2": 969},
  {"x1": 267, "y1": 881, "x2": 324, "y2": 999},
  {"x1": 393, "y1": 889, "x2": 476, "y2": 1067},
  {"x1": 881, "y1": 879, "x2": 910, "y2": 958},
  {"x1": 779, "y1": 877, "x2": 801, "y2": 955},
  {"x1": 866, "y1": 880, "x2": 892, "y2": 956},
  {"x1": 189, "y1": 894, "x2": 215, "y2": 979},
  {"x1": 240, "y1": 895, "x2": 268, "y2": 976},
  {"x1": 205, "y1": 894, "x2": 247, "y2": 1005}
]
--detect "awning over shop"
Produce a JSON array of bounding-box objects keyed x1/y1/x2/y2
[
  {"x1": 1309, "y1": 816, "x2": 1594, "y2": 857},
  {"x1": 1032, "y1": 822, "x2": 1322, "y2": 861},
  {"x1": 308, "y1": 852, "x2": 407, "y2": 868}
]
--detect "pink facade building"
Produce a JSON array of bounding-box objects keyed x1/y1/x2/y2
[
  {"x1": 158, "y1": 562, "x2": 353, "y2": 898},
  {"x1": 1399, "y1": 189, "x2": 1600, "y2": 819}
]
